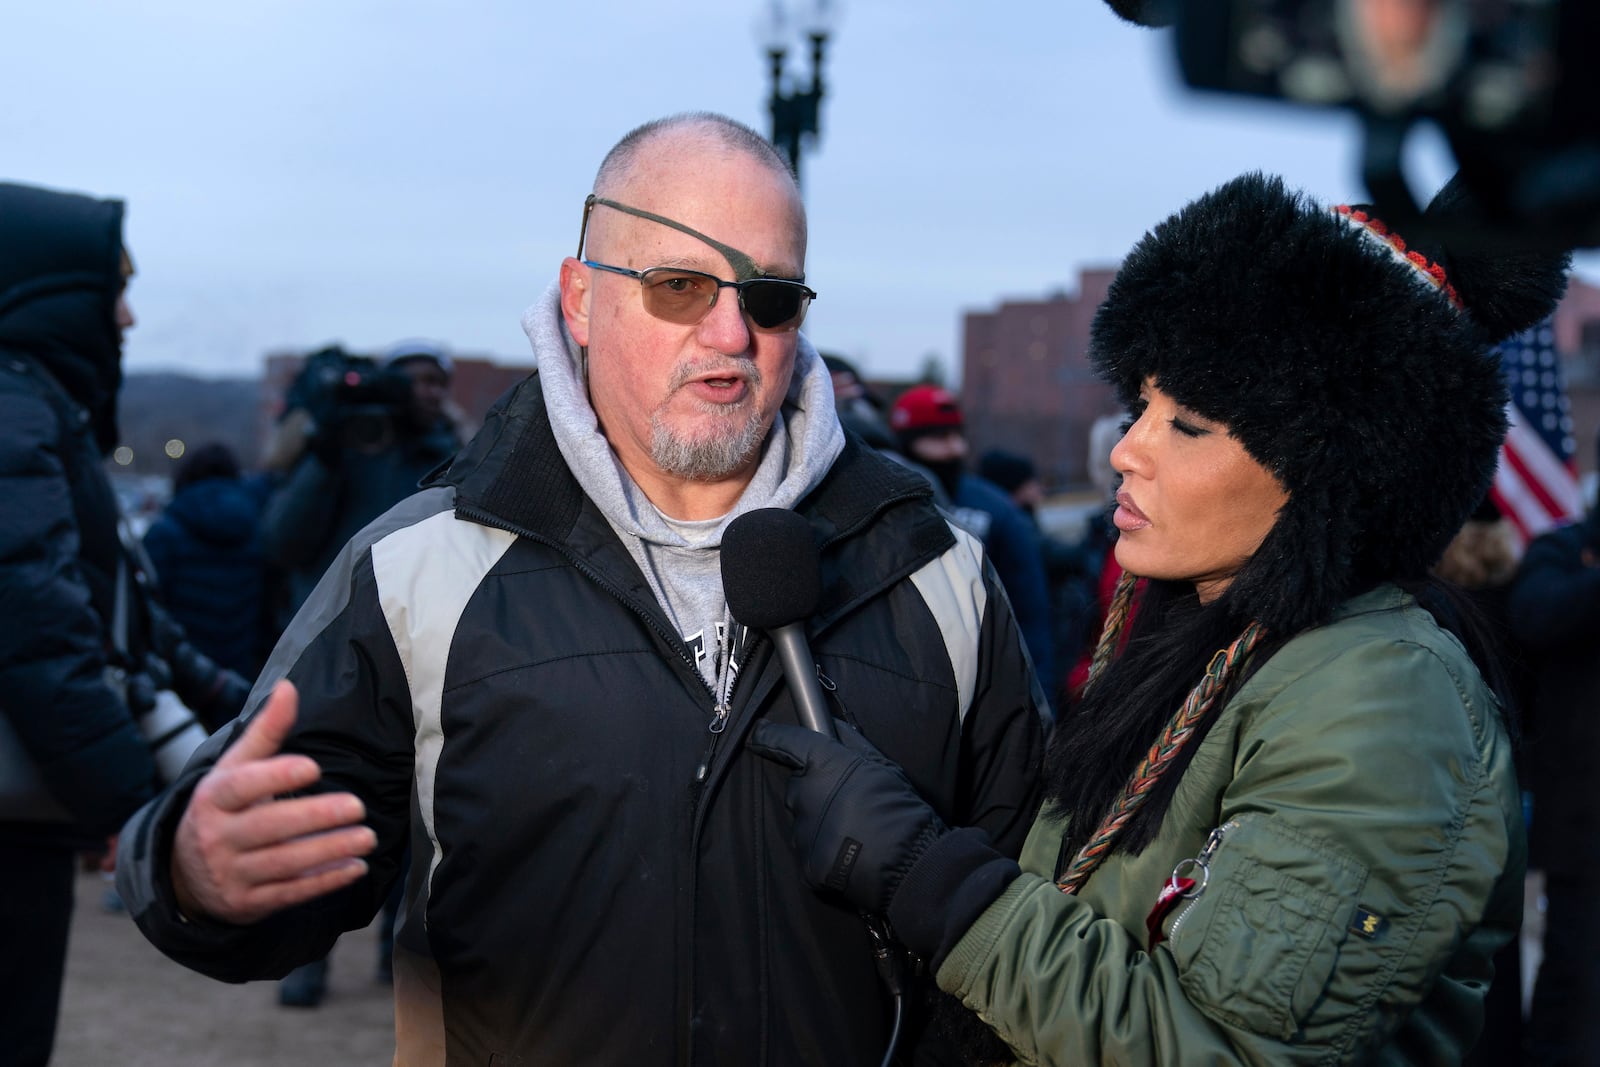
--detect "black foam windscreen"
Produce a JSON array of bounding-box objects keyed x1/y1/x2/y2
[{"x1": 721, "y1": 508, "x2": 821, "y2": 630}]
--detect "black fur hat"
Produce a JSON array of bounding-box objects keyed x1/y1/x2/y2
[{"x1": 1090, "y1": 172, "x2": 1569, "y2": 636}]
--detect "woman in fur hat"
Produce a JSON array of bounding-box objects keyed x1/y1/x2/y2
[{"x1": 749, "y1": 171, "x2": 1568, "y2": 1064}]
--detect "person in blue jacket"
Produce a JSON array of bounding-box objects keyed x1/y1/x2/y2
[{"x1": 143, "y1": 443, "x2": 272, "y2": 686}]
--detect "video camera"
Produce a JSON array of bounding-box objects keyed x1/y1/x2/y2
[
  {"x1": 1110, "y1": 0, "x2": 1600, "y2": 252},
  {"x1": 286, "y1": 344, "x2": 415, "y2": 452}
]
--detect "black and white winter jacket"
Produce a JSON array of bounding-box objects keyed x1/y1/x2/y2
[{"x1": 119, "y1": 372, "x2": 1045, "y2": 1066}]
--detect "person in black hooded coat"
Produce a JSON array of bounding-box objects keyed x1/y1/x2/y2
[{"x1": 0, "y1": 181, "x2": 159, "y2": 1066}]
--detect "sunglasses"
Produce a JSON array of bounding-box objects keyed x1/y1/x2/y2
[{"x1": 576, "y1": 195, "x2": 816, "y2": 333}]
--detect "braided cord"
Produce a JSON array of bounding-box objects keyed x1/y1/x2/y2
[
  {"x1": 1085, "y1": 571, "x2": 1140, "y2": 692},
  {"x1": 1056, "y1": 619, "x2": 1267, "y2": 895}
]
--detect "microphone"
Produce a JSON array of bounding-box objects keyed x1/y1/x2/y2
[
  {"x1": 722, "y1": 508, "x2": 835, "y2": 738},
  {"x1": 726, "y1": 509, "x2": 911, "y2": 1054}
]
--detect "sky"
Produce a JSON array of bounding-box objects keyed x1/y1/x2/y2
[{"x1": 8, "y1": 1, "x2": 1596, "y2": 383}]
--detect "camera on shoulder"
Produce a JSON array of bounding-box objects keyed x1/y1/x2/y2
[{"x1": 287, "y1": 345, "x2": 415, "y2": 453}]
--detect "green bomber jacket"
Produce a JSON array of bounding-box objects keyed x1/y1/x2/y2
[{"x1": 940, "y1": 584, "x2": 1524, "y2": 1065}]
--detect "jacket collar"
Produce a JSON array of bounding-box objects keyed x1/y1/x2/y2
[{"x1": 437, "y1": 371, "x2": 954, "y2": 625}]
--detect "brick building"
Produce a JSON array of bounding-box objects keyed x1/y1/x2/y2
[{"x1": 960, "y1": 268, "x2": 1117, "y2": 490}]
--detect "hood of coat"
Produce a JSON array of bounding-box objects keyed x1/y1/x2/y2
[
  {"x1": 0, "y1": 182, "x2": 127, "y2": 452},
  {"x1": 164, "y1": 478, "x2": 263, "y2": 548},
  {"x1": 433, "y1": 369, "x2": 948, "y2": 630}
]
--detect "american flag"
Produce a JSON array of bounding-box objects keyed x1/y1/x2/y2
[{"x1": 1490, "y1": 319, "x2": 1583, "y2": 548}]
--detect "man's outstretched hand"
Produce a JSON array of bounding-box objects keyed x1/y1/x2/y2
[{"x1": 171, "y1": 680, "x2": 377, "y2": 924}]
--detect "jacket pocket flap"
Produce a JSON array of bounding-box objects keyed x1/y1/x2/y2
[{"x1": 1171, "y1": 813, "x2": 1369, "y2": 1041}]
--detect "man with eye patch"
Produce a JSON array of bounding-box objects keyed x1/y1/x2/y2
[{"x1": 117, "y1": 111, "x2": 1044, "y2": 1066}]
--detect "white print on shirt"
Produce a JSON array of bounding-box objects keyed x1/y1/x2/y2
[{"x1": 685, "y1": 620, "x2": 753, "y2": 678}]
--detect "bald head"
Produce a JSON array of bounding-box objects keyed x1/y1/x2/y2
[
  {"x1": 589, "y1": 113, "x2": 807, "y2": 258},
  {"x1": 596, "y1": 113, "x2": 794, "y2": 196}
]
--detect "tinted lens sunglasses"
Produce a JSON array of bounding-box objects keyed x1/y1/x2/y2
[{"x1": 576, "y1": 195, "x2": 816, "y2": 333}]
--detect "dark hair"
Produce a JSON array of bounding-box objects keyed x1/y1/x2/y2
[
  {"x1": 1048, "y1": 572, "x2": 1517, "y2": 863},
  {"x1": 1048, "y1": 581, "x2": 1269, "y2": 859},
  {"x1": 174, "y1": 442, "x2": 240, "y2": 493}
]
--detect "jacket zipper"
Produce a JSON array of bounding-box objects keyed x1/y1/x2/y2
[
  {"x1": 694, "y1": 699, "x2": 731, "y2": 783},
  {"x1": 456, "y1": 472, "x2": 930, "y2": 697},
  {"x1": 456, "y1": 502, "x2": 776, "y2": 796},
  {"x1": 455, "y1": 473, "x2": 936, "y2": 1065},
  {"x1": 692, "y1": 630, "x2": 763, "y2": 784},
  {"x1": 1166, "y1": 819, "x2": 1238, "y2": 944}
]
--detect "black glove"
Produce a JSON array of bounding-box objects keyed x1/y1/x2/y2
[{"x1": 748, "y1": 720, "x2": 947, "y2": 916}]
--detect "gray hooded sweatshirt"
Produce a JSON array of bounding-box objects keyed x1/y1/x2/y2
[{"x1": 521, "y1": 283, "x2": 845, "y2": 700}]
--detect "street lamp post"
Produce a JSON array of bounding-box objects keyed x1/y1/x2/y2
[{"x1": 760, "y1": 0, "x2": 834, "y2": 189}]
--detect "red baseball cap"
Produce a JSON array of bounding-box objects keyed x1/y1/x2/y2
[{"x1": 889, "y1": 384, "x2": 964, "y2": 432}]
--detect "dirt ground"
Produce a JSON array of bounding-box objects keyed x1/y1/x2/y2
[
  {"x1": 53, "y1": 869, "x2": 393, "y2": 1067},
  {"x1": 49, "y1": 866, "x2": 1550, "y2": 1065}
]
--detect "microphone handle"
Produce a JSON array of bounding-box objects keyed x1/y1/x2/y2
[
  {"x1": 770, "y1": 624, "x2": 835, "y2": 739},
  {"x1": 775, "y1": 619, "x2": 904, "y2": 1065}
]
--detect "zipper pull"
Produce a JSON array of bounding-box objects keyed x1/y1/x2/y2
[
  {"x1": 1156, "y1": 819, "x2": 1238, "y2": 950},
  {"x1": 1196, "y1": 819, "x2": 1236, "y2": 866},
  {"x1": 1171, "y1": 818, "x2": 1236, "y2": 894},
  {"x1": 694, "y1": 702, "x2": 733, "y2": 783}
]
